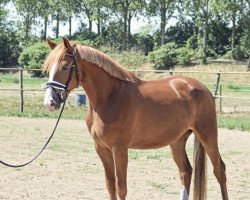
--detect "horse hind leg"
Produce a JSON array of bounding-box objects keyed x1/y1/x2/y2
[
  {"x1": 170, "y1": 130, "x2": 193, "y2": 200},
  {"x1": 193, "y1": 117, "x2": 228, "y2": 200}
]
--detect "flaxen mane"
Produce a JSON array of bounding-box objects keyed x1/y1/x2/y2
[
  {"x1": 76, "y1": 44, "x2": 140, "y2": 83},
  {"x1": 43, "y1": 43, "x2": 140, "y2": 84}
]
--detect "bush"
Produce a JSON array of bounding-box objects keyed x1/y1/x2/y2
[
  {"x1": 223, "y1": 46, "x2": 248, "y2": 61},
  {"x1": 232, "y1": 46, "x2": 248, "y2": 61},
  {"x1": 148, "y1": 42, "x2": 178, "y2": 69},
  {"x1": 18, "y1": 42, "x2": 51, "y2": 77},
  {"x1": 177, "y1": 47, "x2": 195, "y2": 65}
]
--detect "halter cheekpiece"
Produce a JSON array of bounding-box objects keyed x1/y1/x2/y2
[{"x1": 45, "y1": 53, "x2": 80, "y2": 103}]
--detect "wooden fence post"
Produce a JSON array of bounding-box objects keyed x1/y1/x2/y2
[
  {"x1": 214, "y1": 71, "x2": 221, "y2": 97},
  {"x1": 219, "y1": 84, "x2": 222, "y2": 113},
  {"x1": 19, "y1": 67, "x2": 24, "y2": 112}
]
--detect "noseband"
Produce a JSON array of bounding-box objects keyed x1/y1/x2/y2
[{"x1": 45, "y1": 53, "x2": 80, "y2": 103}]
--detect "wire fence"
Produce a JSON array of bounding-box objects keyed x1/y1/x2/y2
[{"x1": 0, "y1": 67, "x2": 250, "y2": 113}]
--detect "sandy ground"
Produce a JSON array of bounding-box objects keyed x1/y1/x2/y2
[{"x1": 0, "y1": 116, "x2": 249, "y2": 200}]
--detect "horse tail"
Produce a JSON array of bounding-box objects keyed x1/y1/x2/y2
[{"x1": 193, "y1": 136, "x2": 207, "y2": 200}]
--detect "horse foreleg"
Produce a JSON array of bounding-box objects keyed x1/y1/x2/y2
[
  {"x1": 112, "y1": 144, "x2": 128, "y2": 200},
  {"x1": 94, "y1": 142, "x2": 117, "y2": 200}
]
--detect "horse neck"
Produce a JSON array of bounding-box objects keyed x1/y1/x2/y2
[{"x1": 79, "y1": 61, "x2": 121, "y2": 111}]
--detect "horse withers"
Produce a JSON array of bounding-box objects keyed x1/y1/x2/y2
[{"x1": 43, "y1": 38, "x2": 228, "y2": 200}]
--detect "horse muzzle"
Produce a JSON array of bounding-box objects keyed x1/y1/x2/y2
[{"x1": 44, "y1": 87, "x2": 61, "y2": 111}]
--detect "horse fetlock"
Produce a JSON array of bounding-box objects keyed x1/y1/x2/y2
[{"x1": 116, "y1": 185, "x2": 127, "y2": 200}]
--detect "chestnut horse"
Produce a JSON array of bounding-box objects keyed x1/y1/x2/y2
[{"x1": 43, "y1": 38, "x2": 228, "y2": 200}]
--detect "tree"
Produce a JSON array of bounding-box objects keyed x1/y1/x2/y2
[
  {"x1": 147, "y1": 0, "x2": 175, "y2": 46},
  {"x1": 0, "y1": 1, "x2": 20, "y2": 65},
  {"x1": 75, "y1": 0, "x2": 95, "y2": 33},
  {"x1": 165, "y1": 20, "x2": 194, "y2": 46},
  {"x1": 182, "y1": 0, "x2": 211, "y2": 64},
  {"x1": 50, "y1": 0, "x2": 68, "y2": 38},
  {"x1": 15, "y1": 0, "x2": 38, "y2": 41},
  {"x1": 108, "y1": 0, "x2": 144, "y2": 50},
  {"x1": 18, "y1": 41, "x2": 51, "y2": 77},
  {"x1": 37, "y1": 0, "x2": 51, "y2": 40},
  {"x1": 239, "y1": 6, "x2": 250, "y2": 68},
  {"x1": 211, "y1": 0, "x2": 248, "y2": 50},
  {"x1": 63, "y1": 0, "x2": 78, "y2": 38},
  {"x1": 208, "y1": 16, "x2": 231, "y2": 56}
]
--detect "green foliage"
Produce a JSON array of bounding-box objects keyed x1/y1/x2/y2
[
  {"x1": 208, "y1": 17, "x2": 231, "y2": 56},
  {"x1": 217, "y1": 115, "x2": 250, "y2": 132},
  {"x1": 165, "y1": 20, "x2": 194, "y2": 46},
  {"x1": 149, "y1": 41, "x2": 196, "y2": 69},
  {"x1": 240, "y1": 15, "x2": 250, "y2": 56},
  {"x1": 148, "y1": 42, "x2": 178, "y2": 69},
  {"x1": 132, "y1": 33, "x2": 154, "y2": 55},
  {"x1": 177, "y1": 47, "x2": 195, "y2": 65},
  {"x1": 224, "y1": 46, "x2": 248, "y2": 61},
  {"x1": 18, "y1": 42, "x2": 50, "y2": 77},
  {"x1": 231, "y1": 46, "x2": 248, "y2": 60}
]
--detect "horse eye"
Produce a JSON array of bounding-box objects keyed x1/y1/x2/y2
[{"x1": 62, "y1": 66, "x2": 69, "y2": 70}]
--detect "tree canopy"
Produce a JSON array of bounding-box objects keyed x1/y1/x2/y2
[{"x1": 0, "y1": 0, "x2": 249, "y2": 68}]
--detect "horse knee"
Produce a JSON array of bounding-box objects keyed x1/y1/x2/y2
[{"x1": 106, "y1": 181, "x2": 116, "y2": 193}]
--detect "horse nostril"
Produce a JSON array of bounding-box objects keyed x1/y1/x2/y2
[{"x1": 50, "y1": 100, "x2": 55, "y2": 107}]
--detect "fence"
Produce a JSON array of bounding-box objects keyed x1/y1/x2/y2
[{"x1": 0, "y1": 67, "x2": 250, "y2": 113}]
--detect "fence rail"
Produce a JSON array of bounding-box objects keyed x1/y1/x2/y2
[{"x1": 0, "y1": 67, "x2": 250, "y2": 113}]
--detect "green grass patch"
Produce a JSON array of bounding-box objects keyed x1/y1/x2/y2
[
  {"x1": 217, "y1": 115, "x2": 250, "y2": 131},
  {"x1": 0, "y1": 94, "x2": 87, "y2": 120}
]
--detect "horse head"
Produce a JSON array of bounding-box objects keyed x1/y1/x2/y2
[{"x1": 43, "y1": 38, "x2": 82, "y2": 111}]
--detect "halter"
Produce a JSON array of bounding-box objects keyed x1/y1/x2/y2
[{"x1": 45, "y1": 53, "x2": 80, "y2": 103}]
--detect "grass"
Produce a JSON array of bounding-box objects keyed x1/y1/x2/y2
[
  {"x1": 0, "y1": 93, "x2": 87, "y2": 120},
  {"x1": 0, "y1": 62, "x2": 249, "y2": 131},
  {"x1": 217, "y1": 114, "x2": 250, "y2": 131}
]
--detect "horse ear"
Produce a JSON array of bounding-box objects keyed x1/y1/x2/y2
[
  {"x1": 47, "y1": 38, "x2": 57, "y2": 50},
  {"x1": 62, "y1": 37, "x2": 71, "y2": 50}
]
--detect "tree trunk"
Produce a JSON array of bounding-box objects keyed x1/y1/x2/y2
[
  {"x1": 128, "y1": 14, "x2": 132, "y2": 50},
  {"x1": 248, "y1": 58, "x2": 250, "y2": 70},
  {"x1": 202, "y1": 0, "x2": 209, "y2": 65},
  {"x1": 25, "y1": 11, "x2": 30, "y2": 40},
  {"x1": 56, "y1": 11, "x2": 60, "y2": 38},
  {"x1": 231, "y1": 13, "x2": 236, "y2": 50},
  {"x1": 160, "y1": 3, "x2": 167, "y2": 45},
  {"x1": 122, "y1": 14, "x2": 128, "y2": 50},
  {"x1": 69, "y1": 16, "x2": 72, "y2": 38},
  {"x1": 43, "y1": 16, "x2": 48, "y2": 40},
  {"x1": 97, "y1": 6, "x2": 101, "y2": 35},
  {"x1": 88, "y1": 19, "x2": 92, "y2": 33}
]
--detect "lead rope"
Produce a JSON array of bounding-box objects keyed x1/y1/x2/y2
[{"x1": 0, "y1": 100, "x2": 66, "y2": 168}]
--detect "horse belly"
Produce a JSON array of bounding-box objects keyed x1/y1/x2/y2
[{"x1": 128, "y1": 109, "x2": 190, "y2": 149}]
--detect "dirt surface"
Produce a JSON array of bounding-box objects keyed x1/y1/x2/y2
[{"x1": 0, "y1": 116, "x2": 249, "y2": 200}]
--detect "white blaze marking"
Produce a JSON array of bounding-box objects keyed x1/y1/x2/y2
[
  {"x1": 44, "y1": 64, "x2": 58, "y2": 111},
  {"x1": 49, "y1": 64, "x2": 58, "y2": 81}
]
